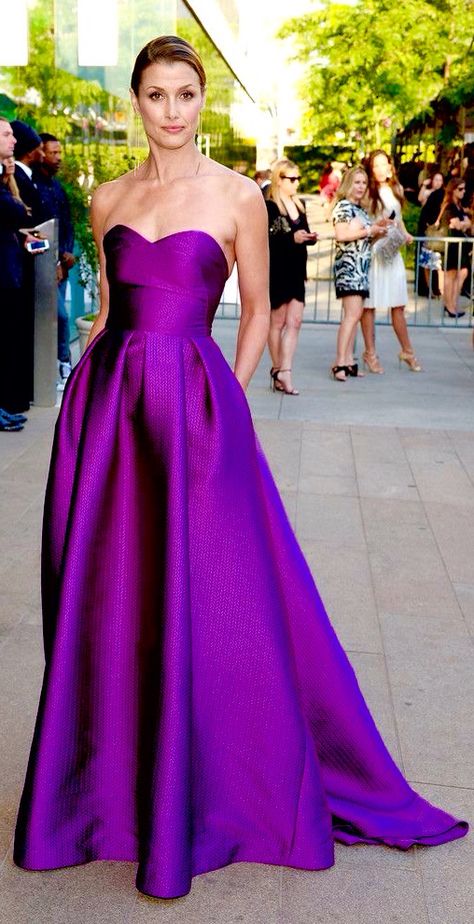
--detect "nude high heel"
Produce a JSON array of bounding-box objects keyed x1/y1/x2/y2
[
  {"x1": 362, "y1": 351, "x2": 384, "y2": 374},
  {"x1": 398, "y1": 350, "x2": 422, "y2": 372}
]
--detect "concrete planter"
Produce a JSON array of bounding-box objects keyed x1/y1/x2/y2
[{"x1": 76, "y1": 315, "x2": 95, "y2": 355}]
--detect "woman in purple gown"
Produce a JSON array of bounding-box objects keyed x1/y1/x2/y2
[{"x1": 14, "y1": 36, "x2": 467, "y2": 899}]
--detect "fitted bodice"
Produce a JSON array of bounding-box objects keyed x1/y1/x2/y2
[{"x1": 103, "y1": 226, "x2": 229, "y2": 337}]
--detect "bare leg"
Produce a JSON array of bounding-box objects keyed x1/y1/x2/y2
[
  {"x1": 333, "y1": 295, "x2": 364, "y2": 379},
  {"x1": 278, "y1": 299, "x2": 304, "y2": 393},
  {"x1": 360, "y1": 308, "x2": 376, "y2": 354},
  {"x1": 443, "y1": 271, "x2": 456, "y2": 314},
  {"x1": 392, "y1": 306, "x2": 422, "y2": 370},
  {"x1": 267, "y1": 304, "x2": 287, "y2": 370},
  {"x1": 360, "y1": 309, "x2": 384, "y2": 373},
  {"x1": 391, "y1": 306, "x2": 413, "y2": 353},
  {"x1": 455, "y1": 267, "x2": 468, "y2": 302}
]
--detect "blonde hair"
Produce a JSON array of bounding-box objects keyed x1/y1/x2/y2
[
  {"x1": 333, "y1": 165, "x2": 368, "y2": 209},
  {"x1": 269, "y1": 158, "x2": 304, "y2": 214},
  {"x1": 0, "y1": 121, "x2": 23, "y2": 202}
]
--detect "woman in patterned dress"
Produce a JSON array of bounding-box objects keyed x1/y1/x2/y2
[{"x1": 331, "y1": 166, "x2": 387, "y2": 382}]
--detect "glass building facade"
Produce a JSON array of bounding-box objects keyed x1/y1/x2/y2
[
  {"x1": 0, "y1": 0, "x2": 256, "y2": 168},
  {"x1": 0, "y1": 0, "x2": 257, "y2": 320}
]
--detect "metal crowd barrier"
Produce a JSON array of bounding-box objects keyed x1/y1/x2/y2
[{"x1": 217, "y1": 234, "x2": 474, "y2": 328}]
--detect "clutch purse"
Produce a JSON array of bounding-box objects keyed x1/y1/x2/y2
[{"x1": 373, "y1": 224, "x2": 406, "y2": 264}]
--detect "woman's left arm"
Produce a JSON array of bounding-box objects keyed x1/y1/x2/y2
[{"x1": 233, "y1": 180, "x2": 271, "y2": 390}]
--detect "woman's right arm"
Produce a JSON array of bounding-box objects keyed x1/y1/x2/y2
[
  {"x1": 334, "y1": 217, "x2": 371, "y2": 242},
  {"x1": 0, "y1": 185, "x2": 29, "y2": 228},
  {"x1": 87, "y1": 184, "x2": 113, "y2": 346}
]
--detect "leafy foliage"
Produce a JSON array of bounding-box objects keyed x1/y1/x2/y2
[{"x1": 281, "y1": 0, "x2": 474, "y2": 150}]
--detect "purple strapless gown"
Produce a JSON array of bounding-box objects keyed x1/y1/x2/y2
[{"x1": 14, "y1": 227, "x2": 467, "y2": 898}]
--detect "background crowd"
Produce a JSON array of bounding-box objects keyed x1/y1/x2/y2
[
  {"x1": 0, "y1": 118, "x2": 74, "y2": 431},
  {"x1": 1, "y1": 113, "x2": 474, "y2": 426},
  {"x1": 259, "y1": 148, "x2": 474, "y2": 394}
]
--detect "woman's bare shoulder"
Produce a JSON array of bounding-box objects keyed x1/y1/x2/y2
[
  {"x1": 91, "y1": 172, "x2": 136, "y2": 216},
  {"x1": 202, "y1": 158, "x2": 261, "y2": 198}
]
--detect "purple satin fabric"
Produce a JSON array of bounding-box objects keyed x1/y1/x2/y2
[{"x1": 14, "y1": 228, "x2": 467, "y2": 898}]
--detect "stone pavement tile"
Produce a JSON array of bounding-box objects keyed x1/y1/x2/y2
[
  {"x1": 0, "y1": 851, "x2": 137, "y2": 924},
  {"x1": 0, "y1": 482, "x2": 43, "y2": 537},
  {"x1": 424, "y1": 502, "x2": 474, "y2": 584},
  {"x1": 280, "y1": 866, "x2": 429, "y2": 924},
  {"x1": 0, "y1": 593, "x2": 40, "y2": 642},
  {"x1": 379, "y1": 613, "x2": 473, "y2": 788},
  {"x1": 0, "y1": 625, "x2": 44, "y2": 864},
  {"x1": 361, "y1": 498, "x2": 464, "y2": 621},
  {"x1": 404, "y1": 454, "x2": 474, "y2": 508},
  {"x1": 334, "y1": 840, "x2": 417, "y2": 872},
  {"x1": 299, "y1": 474, "x2": 358, "y2": 497},
  {"x1": 360, "y1": 496, "x2": 430, "y2": 543},
  {"x1": 295, "y1": 495, "x2": 365, "y2": 549},
  {"x1": 414, "y1": 784, "x2": 473, "y2": 924},
  {"x1": 1, "y1": 430, "x2": 54, "y2": 486},
  {"x1": 398, "y1": 429, "x2": 452, "y2": 450},
  {"x1": 249, "y1": 389, "x2": 282, "y2": 421},
  {"x1": 355, "y1": 460, "x2": 419, "y2": 501},
  {"x1": 0, "y1": 548, "x2": 40, "y2": 603},
  {"x1": 350, "y1": 426, "x2": 406, "y2": 464},
  {"x1": 255, "y1": 420, "x2": 302, "y2": 492},
  {"x1": 302, "y1": 543, "x2": 382, "y2": 654},
  {"x1": 131, "y1": 863, "x2": 282, "y2": 924},
  {"x1": 299, "y1": 427, "x2": 355, "y2": 482},
  {"x1": 370, "y1": 555, "x2": 469, "y2": 626},
  {"x1": 348, "y1": 652, "x2": 402, "y2": 766},
  {"x1": 447, "y1": 438, "x2": 474, "y2": 484},
  {"x1": 452, "y1": 583, "x2": 474, "y2": 636}
]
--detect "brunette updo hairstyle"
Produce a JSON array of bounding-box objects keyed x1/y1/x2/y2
[{"x1": 131, "y1": 35, "x2": 206, "y2": 95}]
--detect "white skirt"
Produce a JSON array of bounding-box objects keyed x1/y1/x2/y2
[{"x1": 364, "y1": 251, "x2": 408, "y2": 309}]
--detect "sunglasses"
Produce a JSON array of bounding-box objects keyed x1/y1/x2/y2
[
  {"x1": 281, "y1": 175, "x2": 300, "y2": 182},
  {"x1": 457, "y1": 185, "x2": 466, "y2": 191}
]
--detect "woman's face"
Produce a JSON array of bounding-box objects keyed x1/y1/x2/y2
[
  {"x1": 131, "y1": 60, "x2": 204, "y2": 150},
  {"x1": 432, "y1": 173, "x2": 444, "y2": 190},
  {"x1": 371, "y1": 153, "x2": 390, "y2": 184},
  {"x1": 278, "y1": 168, "x2": 300, "y2": 197},
  {"x1": 349, "y1": 171, "x2": 368, "y2": 202},
  {"x1": 453, "y1": 183, "x2": 466, "y2": 201}
]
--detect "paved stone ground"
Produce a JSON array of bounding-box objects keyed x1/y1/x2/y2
[{"x1": 0, "y1": 323, "x2": 473, "y2": 923}]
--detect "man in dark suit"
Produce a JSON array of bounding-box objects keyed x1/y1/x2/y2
[
  {"x1": 10, "y1": 121, "x2": 44, "y2": 406},
  {"x1": 0, "y1": 118, "x2": 32, "y2": 424},
  {"x1": 34, "y1": 133, "x2": 75, "y2": 388},
  {"x1": 11, "y1": 120, "x2": 44, "y2": 224}
]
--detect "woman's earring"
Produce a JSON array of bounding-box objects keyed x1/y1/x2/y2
[
  {"x1": 196, "y1": 110, "x2": 203, "y2": 152},
  {"x1": 133, "y1": 113, "x2": 143, "y2": 173}
]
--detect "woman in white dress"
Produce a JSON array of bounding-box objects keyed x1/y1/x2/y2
[{"x1": 361, "y1": 150, "x2": 422, "y2": 373}]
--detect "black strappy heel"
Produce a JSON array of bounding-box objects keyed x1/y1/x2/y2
[
  {"x1": 331, "y1": 365, "x2": 349, "y2": 382},
  {"x1": 271, "y1": 368, "x2": 299, "y2": 395}
]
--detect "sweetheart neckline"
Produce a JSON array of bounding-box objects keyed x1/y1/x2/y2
[{"x1": 103, "y1": 225, "x2": 231, "y2": 278}]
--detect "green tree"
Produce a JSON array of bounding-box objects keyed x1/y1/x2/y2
[{"x1": 281, "y1": 0, "x2": 474, "y2": 150}]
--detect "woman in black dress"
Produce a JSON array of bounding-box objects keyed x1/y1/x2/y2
[
  {"x1": 0, "y1": 119, "x2": 32, "y2": 428},
  {"x1": 417, "y1": 172, "x2": 445, "y2": 298},
  {"x1": 266, "y1": 159, "x2": 317, "y2": 395},
  {"x1": 439, "y1": 178, "x2": 472, "y2": 318}
]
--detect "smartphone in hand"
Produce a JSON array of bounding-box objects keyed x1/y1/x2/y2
[{"x1": 25, "y1": 238, "x2": 50, "y2": 254}]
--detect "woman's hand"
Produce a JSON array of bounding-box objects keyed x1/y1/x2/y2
[
  {"x1": 405, "y1": 232, "x2": 414, "y2": 244},
  {"x1": 294, "y1": 229, "x2": 316, "y2": 244},
  {"x1": 370, "y1": 221, "x2": 388, "y2": 241}
]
